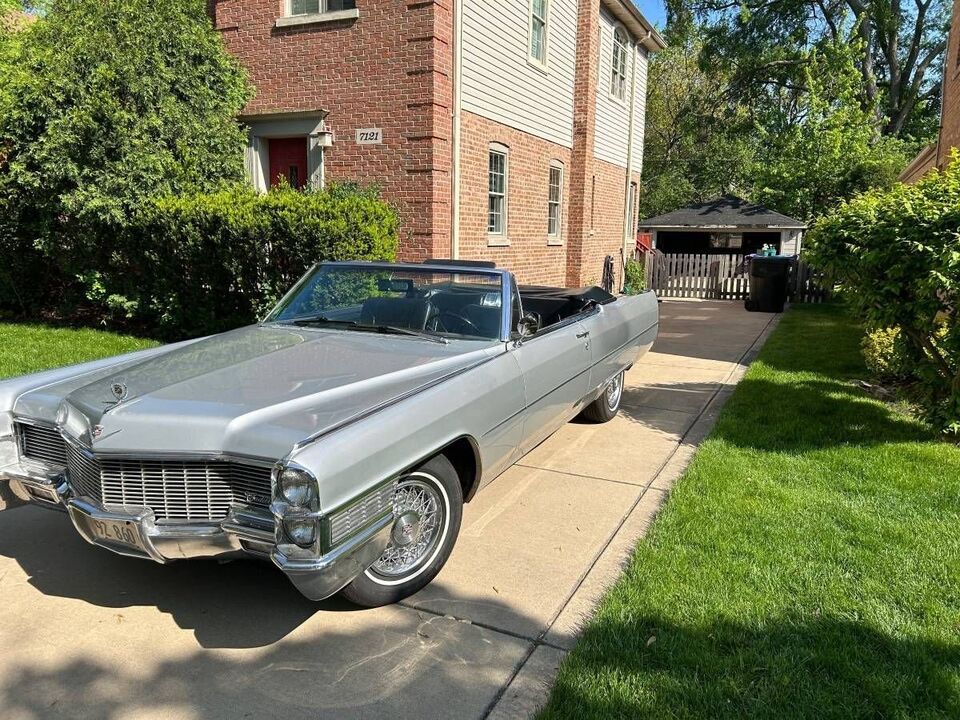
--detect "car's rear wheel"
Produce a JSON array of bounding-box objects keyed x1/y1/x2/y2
[
  {"x1": 580, "y1": 370, "x2": 625, "y2": 423},
  {"x1": 340, "y1": 454, "x2": 463, "y2": 608}
]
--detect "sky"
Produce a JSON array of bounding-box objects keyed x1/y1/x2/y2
[{"x1": 633, "y1": 0, "x2": 667, "y2": 29}]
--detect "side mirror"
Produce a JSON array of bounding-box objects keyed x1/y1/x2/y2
[{"x1": 516, "y1": 313, "x2": 539, "y2": 338}]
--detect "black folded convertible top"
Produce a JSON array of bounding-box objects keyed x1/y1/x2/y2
[{"x1": 518, "y1": 285, "x2": 616, "y2": 304}]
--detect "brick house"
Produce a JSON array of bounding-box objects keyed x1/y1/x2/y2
[
  {"x1": 209, "y1": 0, "x2": 665, "y2": 287},
  {"x1": 900, "y1": 0, "x2": 960, "y2": 182}
]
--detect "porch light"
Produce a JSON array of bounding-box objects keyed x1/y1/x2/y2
[{"x1": 312, "y1": 128, "x2": 334, "y2": 147}]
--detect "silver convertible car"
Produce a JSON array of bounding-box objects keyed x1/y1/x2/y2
[{"x1": 0, "y1": 261, "x2": 658, "y2": 606}]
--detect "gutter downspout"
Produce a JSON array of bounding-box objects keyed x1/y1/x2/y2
[
  {"x1": 450, "y1": 0, "x2": 463, "y2": 260},
  {"x1": 621, "y1": 35, "x2": 644, "y2": 287}
]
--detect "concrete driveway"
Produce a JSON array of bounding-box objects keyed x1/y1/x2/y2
[{"x1": 0, "y1": 300, "x2": 777, "y2": 720}]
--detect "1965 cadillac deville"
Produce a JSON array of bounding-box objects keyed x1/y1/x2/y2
[{"x1": 0, "y1": 261, "x2": 657, "y2": 606}]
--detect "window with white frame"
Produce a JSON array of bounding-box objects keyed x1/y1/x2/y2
[
  {"x1": 530, "y1": 0, "x2": 548, "y2": 65},
  {"x1": 288, "y1": 0, "x2": 355, "y2": 16},
  {"x1": 611, "y1": 26, "x2": 629, "y2": 101},
  {"x1": 548, "y1": 163, "x2": 563, "y2": 241},
  {"x1": 488, "y1": 146, "x2": 508, "y2": 238}
]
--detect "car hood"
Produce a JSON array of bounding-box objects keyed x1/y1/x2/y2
[{"x1": 13, "y1": 324, "x2": 500, "y2": 460}]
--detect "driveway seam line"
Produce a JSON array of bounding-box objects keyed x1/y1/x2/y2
[
  {"x1": 512, "y1": 462, "x2": 653, "y2": 489},
  {"x1": 395, "y1": 600, "x2": 567, "y2": 651},
  {"x1": 481, "y1": 308, "x2": 780, "y2": 719}
]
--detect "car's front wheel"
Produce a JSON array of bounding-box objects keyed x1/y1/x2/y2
[{"x1": 340, "y1": 454, "x2": 463, "y2": 608}]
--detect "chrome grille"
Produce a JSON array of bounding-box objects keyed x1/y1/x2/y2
[
  {"x1": 15, "y1": 423, "x2": 67, "y2": 465},
  {"x1": 63, "y1": 446, "x2": 272, "y2": 522},
  {"x1": 65, "y1": 442, "x2": 104, "y2": 502}
]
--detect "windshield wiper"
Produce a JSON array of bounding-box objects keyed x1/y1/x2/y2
[
  {"x1": 289, "y1": 316, "x2": 359, "y2": 328},
  {"x1": 288, "y1": 317, "x2": 448, "y2": 344},
  {"x1": 365, "y1": 325, "x2": 449, "y2": 344}
]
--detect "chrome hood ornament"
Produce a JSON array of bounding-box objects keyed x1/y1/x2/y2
[{"x1": 109, "y1": 381, "x2": 128, "y2": 404}]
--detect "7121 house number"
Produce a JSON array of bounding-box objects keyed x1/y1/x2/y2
[{"x1": 356, "y1": 128, "x2": 383, "y2": 145}]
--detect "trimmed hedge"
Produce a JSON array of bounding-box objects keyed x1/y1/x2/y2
[{"x1": 1, "y1": 183, "x2": 399, "y2": 339}]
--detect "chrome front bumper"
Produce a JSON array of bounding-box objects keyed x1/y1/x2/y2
[{"x1": 0, "y1": 459, "x2": 392, "y2": 601}]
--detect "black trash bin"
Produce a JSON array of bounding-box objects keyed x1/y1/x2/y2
[{"x1": 746, "y1": 256, "x2": 792, "y2": 313}]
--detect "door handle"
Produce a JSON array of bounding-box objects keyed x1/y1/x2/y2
[{"x1": 576, "y1": 331, "x2": 590, "y2": 339}]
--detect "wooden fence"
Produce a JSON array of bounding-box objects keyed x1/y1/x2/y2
[{"x1": 642, "y1": 252, "x2": 828, "y2": 303}]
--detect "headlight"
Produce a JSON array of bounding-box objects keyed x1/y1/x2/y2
[
  {"x1": 0, "y1": 413, "x2": 16, "y2": 467},
  {"x1": 283, "y1": 515, "x2": 318, "y2": 548},
  {"x1": 279, "y1": 467, "x2": 317, "y2": 507}
]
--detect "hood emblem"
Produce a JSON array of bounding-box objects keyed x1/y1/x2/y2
[
  {"x1": 91, "y1": 425, "x2": 104, "y2": 440},
  {"x1": 110, "y1": 382, "x2": 128, "y2": 404}
]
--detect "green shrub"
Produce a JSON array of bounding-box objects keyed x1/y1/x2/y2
[
  {"x1": 861, "y1": 327, "x2": 914, "y2": 382},
  {"x1": 808, "y1": 158, "x2": 960, "y2": 432},
  {"x1": 624, "y1": 257, "x2": 646, "y2": 295},
  {"x1": 0, "y1": 182, "x2": 399, "y2": 339},
  {"x1": 85, "y1": 183, "x2": 399, "y2": 339}
]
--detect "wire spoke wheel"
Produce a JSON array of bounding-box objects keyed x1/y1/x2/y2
[
  {"x1": 369, "y1": 474, "x2": 447, "y2": 581},
  {"x1": 605, "y1": 372, "x2": 624, "y2": 411}
]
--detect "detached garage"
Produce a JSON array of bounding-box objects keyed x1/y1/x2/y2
[{"x1": 639, "y1": 195, "x2": 806, "y2": 256}]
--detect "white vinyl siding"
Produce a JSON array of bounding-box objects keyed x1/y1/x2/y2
[
  {"x1": 594, "y1": 7, "x2": 647, "y2": 173},
  {"x1": 462, "y1": 0, "x2": 577, "y2": 148}
]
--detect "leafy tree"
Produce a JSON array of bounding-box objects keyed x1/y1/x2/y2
[
  {"x1": 0, "y1": 0, "x2": 252, "y2": 245},
  {"x1": 638, "y1": 33, "x2": 754, "y2": 218},
  {"x1": 638, "y1": 32, "x2": 908, "y2": 222},
  {"x1": 670, "y1": 0, "x2": 949, "y2": 138},
  {"x1": 750, "y1": 41, "x2": 911, "y2": 219}
]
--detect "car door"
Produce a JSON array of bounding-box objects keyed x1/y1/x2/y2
[
  {"x1": 578, "y1": 295, "x2": 659, "y2": 395},
  {"x1": 511, "y1": 318, "x2": 593, "y2": 454}
]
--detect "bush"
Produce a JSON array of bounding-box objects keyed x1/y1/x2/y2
[
  {"x1": 96, "y1": 183, "x2": 400, "y2": 338},
  {"x1": 624, "y1": 257, "x2": 646, "y2": 294},
  {"x1": 861, "y1": 327, "x2": 915, "y2": 383},
  {"x1": 808, "y1": 159, "x2": 960, "y2": 432}
]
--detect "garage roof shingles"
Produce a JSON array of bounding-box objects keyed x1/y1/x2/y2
[{"x1": 639, "y1": 195, "x2": 806, "y2": 230}]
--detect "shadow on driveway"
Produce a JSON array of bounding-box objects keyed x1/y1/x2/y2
[{"x1": 0, "y1": 505, "x2": 329, "y2": 649}]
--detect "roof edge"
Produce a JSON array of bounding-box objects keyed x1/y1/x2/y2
[
  {"x1": 897, "y1": 143, "x2": 937, "y2": 182},
  {"x1": 638, "y1": 223, "x2": 808, "y2": 230},
  {"x1": 601, "y1": 0, "x2": 667, "y2": 52}
]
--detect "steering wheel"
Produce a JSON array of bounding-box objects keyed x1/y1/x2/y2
[{"x1": 435, "y1": 310, "x2": 480, "y2": 336}]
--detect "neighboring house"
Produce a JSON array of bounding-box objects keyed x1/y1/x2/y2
[
  {"x1": 900, "y1": 0, "x2": 960, "y2": 182},
  {"x1": 639, "y1": 195, "x2": 806, "y2": 256},
  {"x1": 209, "y1": 0, "x2": 665, "y2": 287}
]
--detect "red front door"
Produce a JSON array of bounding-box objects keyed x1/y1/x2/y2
[{"x1": 269, "y1": 137, "x2": 308, "y2": 189}]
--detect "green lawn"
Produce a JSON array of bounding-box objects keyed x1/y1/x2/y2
[
  {"x1": 540, "y1": 304, "x2": 960, "y2": 719},
  {"x1": 0, "y1": 323, "x2": 157, "y2": 380}
]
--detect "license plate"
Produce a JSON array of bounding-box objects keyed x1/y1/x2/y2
[{"x1": 88, "y1": 518, "x2": 149, "y2": 553}]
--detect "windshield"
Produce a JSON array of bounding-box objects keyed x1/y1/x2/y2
[{"x1": 266, "y1": 264, "x2": 505, "y2": 341}]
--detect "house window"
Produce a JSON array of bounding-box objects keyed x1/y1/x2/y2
[
  {"x1": 530, "y1": 0, "x2": 548, "y2": 65},
  {"x1": 288, "y1": 0, "x2": 355, "y2": 16},
  {"x1": 548, "y1": 163, "x2": 563, "y2": 242},
  {"x1": 488, "y1": 146, "x2": 508, "y2": 241},
  {"x1": 611, "y1": 26, "x2": 628, "y2": 101}
]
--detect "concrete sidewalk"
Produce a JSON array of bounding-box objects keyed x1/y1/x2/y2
[{"x1": 0, "y1": 300, "x2": 778, "y2": 720}]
